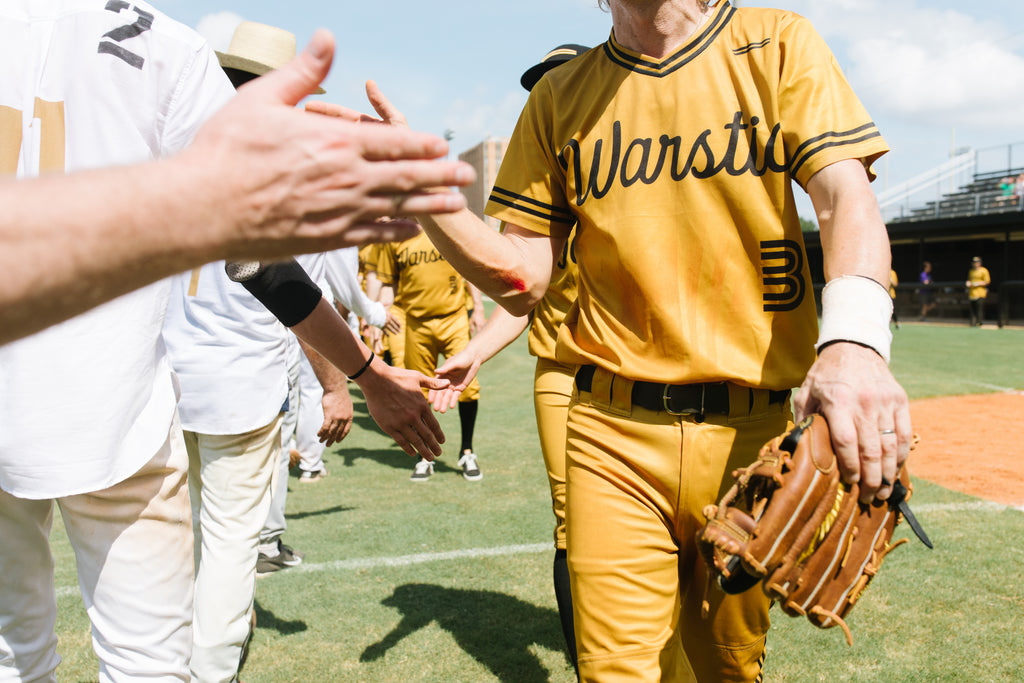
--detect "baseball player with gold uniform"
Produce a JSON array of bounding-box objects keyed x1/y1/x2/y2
[
  {"x1": 400, "y1": 1, "x2": 913, "y2": 680},
  {"x1": 376, "y1": 231, "x2": 486, "y2": 481}
]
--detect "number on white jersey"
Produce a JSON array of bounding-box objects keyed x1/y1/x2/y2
[{"x1": 97, "y1": 1, "x2": 153, "y2": 70}]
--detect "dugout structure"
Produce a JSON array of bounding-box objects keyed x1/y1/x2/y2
[{"x1": 803, "y1": 168, "x2": 1024, "y2": 327}]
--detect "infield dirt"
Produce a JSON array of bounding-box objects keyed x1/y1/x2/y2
[{"x1": 908, "y1": 392, "x2": 1024, "y2": 509}]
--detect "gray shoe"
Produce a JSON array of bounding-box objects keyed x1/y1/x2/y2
[{"x1": 256, "y1": 540, "x2": 303, "y2": 577}]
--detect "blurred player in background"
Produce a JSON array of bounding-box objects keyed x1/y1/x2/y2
[
  {"x1": 374, "y1": 233, "x2": 487, "y2": 482},
  {"x1": 966, "y1": 255, "x2": 991, "y2": 326}
]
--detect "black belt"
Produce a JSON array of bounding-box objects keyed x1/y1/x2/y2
[{"x1": 574, "y1": 365, "x2": 789, "y2": 421}]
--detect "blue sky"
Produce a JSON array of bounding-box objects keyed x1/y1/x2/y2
[{"x1": 162, "y1": 0, "x2": 1024, "y2": 219}]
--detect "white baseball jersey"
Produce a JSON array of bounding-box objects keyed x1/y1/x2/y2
[
  {"x1": 163, "y1": 254, "x2": 327, "y2": 436},
  {"x1": 0, "y1": 0, "x2": 233, "y2": 498},
  {"x1": 324, "y1": 247, "x2": 388, "y2": 329}
]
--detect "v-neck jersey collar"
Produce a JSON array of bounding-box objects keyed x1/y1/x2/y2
[{"x1": 603, "y1": 1, "x2": 735, "y2": 77}]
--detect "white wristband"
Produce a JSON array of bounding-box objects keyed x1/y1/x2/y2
[{"x1": 815, "y1": 275, "x2": 893, "y2": 364}]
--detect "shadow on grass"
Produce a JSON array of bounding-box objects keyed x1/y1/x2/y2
[
  {"x1": 333, "y1": 447, "x2": 465, "y2": 478},
  {"x1": 284, "y1": 503, "x2": 355, "y2": 521},
  {"x1": 254, "y1": 599, "x2": 308, "y2": 636},
  {"x1": 348, "y1": 395, "x2": 379, "y2": 434},
  {"x1": 361, "y1": 583, "x2": 570, "y2": 682}
]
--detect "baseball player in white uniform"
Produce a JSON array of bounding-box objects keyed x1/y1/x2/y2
[
  {"x1": 0, "y1": 2, "x2": 232, "y2": 680},
  {"x1": 162, "y1": 23, "x2": 352, "y2": 681},
  {"x1": 163, "y1": 249, "x2": 324, "y2": 680},
  {"x1": 279, "y1": 259, "x2": 340, "y2": 484},
  {"x1": 324, "y1": 246, "x2": 394, "y2": 333}
]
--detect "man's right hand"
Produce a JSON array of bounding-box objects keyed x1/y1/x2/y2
[{"x1": 354, "y1": 357, "x2": 448, "y2": 460}]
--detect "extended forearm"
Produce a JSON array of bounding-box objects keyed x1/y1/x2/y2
[
  {"x1": 289, "y1": 298, "x2": 375, "y2": 378},
  {"x1": 464, "y1": 304, "x2": 531, "y2": 365},
  {"x1": 811, "y1": 162, "x2": 890, "y2": 285},
  {"x1": 809, "y1": 159, "x2": 894, "y2": 362},
  {"x1": 0, "y1": 159, "x2": 227, "y2": 344},
  {"x1": 417, "y1": 209, "x2": 550, "y2": 315},
  {"x1": 297, "y1": 336, "x2": 350, "y2": 394}
]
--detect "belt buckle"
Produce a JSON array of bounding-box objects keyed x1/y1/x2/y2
[{"x1": 662, "y1": 383, "x2": 705, "y2": 421}]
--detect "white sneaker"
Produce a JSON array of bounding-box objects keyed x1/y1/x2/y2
[
  {"x1": 410, "y1": 458, "x2": 434, "y2": 482},
  {"x1": 458, "y1": 451, "x2": 482, "y2": 482}
]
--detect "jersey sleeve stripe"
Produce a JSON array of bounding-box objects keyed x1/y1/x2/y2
[
  {"x1": 789, "y1": 124, "x2": 882, "y2": 176},
  {"x1": 488, "y1": 196, "x2": 576, "y2": 226},
  {"x1": 489, "y1": 187, "x2": 576, "y2": 223}
]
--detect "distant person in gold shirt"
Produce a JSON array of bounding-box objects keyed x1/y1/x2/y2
[{"x1": 966, "y1": 256, "x2": 991, "y2": 327}]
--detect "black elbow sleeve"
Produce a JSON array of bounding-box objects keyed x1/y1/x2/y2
[{"x1": 225, "y1": 259, "x2": 322, "y2": 327}]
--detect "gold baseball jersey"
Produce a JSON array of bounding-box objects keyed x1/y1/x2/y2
[
  {"x1": 375, "y1": 231, "x2": 468, "y2": 320},
  {"x1": 486, "y1": 3, "x2": 889, "y2": 389},
  {"x1": 968, "y1": 266, "x2": 991, "y2": 299},
  {"x1": 527, "y1": 224, "x2": 579, "y2": 360},
  {"x1": 358, "y1": 243, "x2": 378, "y2": 286}
]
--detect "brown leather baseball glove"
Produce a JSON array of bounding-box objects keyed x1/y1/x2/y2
[{"x1": 696, "y1": 413, "x2": 931, "y2": 645}]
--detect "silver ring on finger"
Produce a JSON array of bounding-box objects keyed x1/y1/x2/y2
[{"x1": 879, "y1": 428, "x2": 896, "y2": 436}]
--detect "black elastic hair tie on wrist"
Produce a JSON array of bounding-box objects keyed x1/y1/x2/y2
[{"x1": 348, "y1": 351, "x2": 374, "y2": 380}]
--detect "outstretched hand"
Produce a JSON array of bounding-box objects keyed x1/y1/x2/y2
[
  {"x1": 305, "y1": 79, "x2": 409, "y2": 129},
  {"x1": 317, "y1": 387, "x2": 354, "y2": 447},
  {"x1": 428, "y1": 349, "x2": 483, "y2": 413},
  {"x1": 188, "y1": 32, "x2": 474, "y2": 259},
  {"x1": 357, "y1": 360, "x2": 450, "y2": 459}
]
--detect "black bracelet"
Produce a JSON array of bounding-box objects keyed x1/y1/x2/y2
[
  {"x1": 816, "y1": 339, "x2": 885, "y2": 360},
  {"x1": 348, "y1": 351, "x2": 375, "y2": 380}
]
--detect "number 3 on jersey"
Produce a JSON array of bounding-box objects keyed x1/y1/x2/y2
[{"x1": 98, "y1": 1, "x2": 153, "y2": 70}]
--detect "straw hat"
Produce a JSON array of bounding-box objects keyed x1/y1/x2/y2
[{"x1": 216, "y1": 20, "x2": 325, "y2": 94}]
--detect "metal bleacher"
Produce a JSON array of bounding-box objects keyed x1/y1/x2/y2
[{"x1": 877, "y1": 143, "x2": 1024, "y2": 223}]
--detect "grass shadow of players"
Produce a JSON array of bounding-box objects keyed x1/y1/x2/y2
[
  {"x1": 347, "y1": 392, "x2": 379, "y2": 432},
  {"x1": 254, "y1": 599, "x2": 308, "y2": 636},
  {"x1": 284, "y1": 503, "x2": 354, "y2": 521},
  {"x1": 361, "y1": 583, "x2": 571, "y2": 682},
  {"x1": 334, "y1": 447, "x2": 463, "y2": 478}
]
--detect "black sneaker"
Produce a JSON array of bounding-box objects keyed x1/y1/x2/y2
[
  {"x1": 256, "y1": 539, "x2": 304, "y2": 577},
  {"x1": 458, "y1": 451, "x2": 482, "y2": 481}
]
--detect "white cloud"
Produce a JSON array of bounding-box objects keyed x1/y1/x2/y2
[
  {"x1": 194, "y1": 12, "x2": 244, "y2": 52},
  {"x1": 740, "y1": 0, "x2": 1024, "y2": 129}
]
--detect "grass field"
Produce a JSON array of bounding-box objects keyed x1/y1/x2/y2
[{"x1": 48, "y1": 322, "x2": 1024, "y2": 682}]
